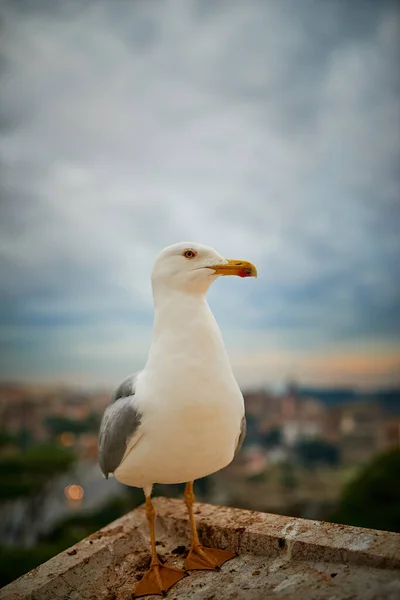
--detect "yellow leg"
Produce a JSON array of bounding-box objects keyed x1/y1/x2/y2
[
  {"x1": 134, "y1": 495, "x2": 186, "y2": 598},
  {"x1": 184, "y1": 481, "x2": 237, "y2": 571}
]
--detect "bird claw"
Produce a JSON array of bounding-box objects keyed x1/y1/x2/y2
[
  {"x1": 133, "y1": 562, "x2": 187, "y2": 598},
  {"x1": 184, "y1": 545, "x2": 237, "y2": 571}
]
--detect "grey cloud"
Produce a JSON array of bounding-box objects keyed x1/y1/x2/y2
[{"x1": 0, "y1": 0, "x2": 399, "y2": 386}]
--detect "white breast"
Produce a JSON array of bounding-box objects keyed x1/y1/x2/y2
[{"x1": 114, "y1": 293, "x2": 244, "y2": 489}]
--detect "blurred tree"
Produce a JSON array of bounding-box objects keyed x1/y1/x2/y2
[
  {"x1": 330, "y1": 447, "x2": 400, "y2": 533},
  {"x1": 46, "y1": 414, "x2": 100, "y2": 438},
  {"x1": 18, "y1": 428, "x2": 33, "y2": 451},
  {"x1": 295, "y1": 438, "x2": 340, "y2": 468},
  {"x1": 260, "y1": 426, "x2": 282, "y2": 448},
  {"x1": 0, "y1": 428, "x2": 33, "y2": 451},
  {"x1": 0, "y1": 444, "x2": 75, "y2": 500},
  {"x1": 0, "y1": 430, "x2": 18, "y2": 449}
]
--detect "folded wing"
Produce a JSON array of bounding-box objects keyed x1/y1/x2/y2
[
  {"x1": 98, "y1": 374, "x2": 142, "y2": 478},
  {"x1": 234, "y1": 414, "x2": 246, "y2": 457}
]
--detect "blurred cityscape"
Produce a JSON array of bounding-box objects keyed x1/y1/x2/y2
[{"x1": 0, "y1": 380, "x2": 399, "y2": 586}]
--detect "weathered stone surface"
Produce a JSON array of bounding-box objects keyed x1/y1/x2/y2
[{"x1": 1, "y1": 497, "x2": 400, "y2": 600}]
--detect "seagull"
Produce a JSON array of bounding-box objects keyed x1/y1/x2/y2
[{"x1": 98, "y1": 242, "x2": 257, "y2": 597}]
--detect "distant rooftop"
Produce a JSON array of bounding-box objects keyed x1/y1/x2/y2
[{"x1": 1, "y1": 498, "x2": 400, "y2": 600}]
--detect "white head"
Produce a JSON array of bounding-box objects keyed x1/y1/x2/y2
[{"x1": 151, "y1": 242, "x2": 257, "y2": 295}]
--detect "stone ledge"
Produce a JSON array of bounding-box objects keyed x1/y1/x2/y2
[{"x1": 1, "y1": 497, "x2": 400, "y2": 600}]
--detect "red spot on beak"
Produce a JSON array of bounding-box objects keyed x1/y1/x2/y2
[{"x1": 239, "y1": 268, "x2": 253, "y2": 278}]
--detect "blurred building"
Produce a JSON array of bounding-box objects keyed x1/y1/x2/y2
[
  {"x1": 0, "y1": 383, "x2": 110, "y2": 452},
  {"x1": 383, "y1": 418, "x2": 400, "y2": 450},
  {"x1": 0, "y1": 385, "x2": 51, "y2": 441},
  {"x1": 280, "y1": 389, "x2": 327, "y2": 446},
  {"x1": 336, "y1": 401, "x2": 384, "y2": 464}
]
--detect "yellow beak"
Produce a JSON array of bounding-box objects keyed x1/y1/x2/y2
[{"x1": 208, "y1": 259, "x2": 258, "y2": 278}]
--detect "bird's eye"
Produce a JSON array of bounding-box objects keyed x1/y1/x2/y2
[{"x1": 183, "y1": 249, "x2": 197, "y2": 259}]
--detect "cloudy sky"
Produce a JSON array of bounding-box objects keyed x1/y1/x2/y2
[{"x1": 0, "y1": 0, "x2": 399, "y2": 390}]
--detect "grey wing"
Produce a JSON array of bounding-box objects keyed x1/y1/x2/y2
[
  {"x1": 98, "y1": 375, "x2": 142, "y2": 478},
  {"x1": 234, "y1": 415, "x2": 246, "y2": 457},
  {"x1": 110, "y1": 373, "x2": 137, "y2": 404}
]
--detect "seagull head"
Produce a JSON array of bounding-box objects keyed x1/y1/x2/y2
[{"x1": 151, "y1": 242, "x2": 257, "y2": 294}]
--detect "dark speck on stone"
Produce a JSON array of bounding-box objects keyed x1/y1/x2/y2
[
  {"x1": 171, "y1": 545, "x2": 187, "y2": 555},
  {"x1": 252, "y1": 570, "x2": 261, "y2": 576},
  {"x1": 67, "y1": 549, "x2": 77, "y2": 556},
  {"x1": 278, "y1": 538, "x2": 285, "y2": 548},
  {"x1": 331, "y1": 573, "x2": 338, "y2": 578},
  {"x1": 234, "y1": 527, "x2": 246, "y2": 534}
]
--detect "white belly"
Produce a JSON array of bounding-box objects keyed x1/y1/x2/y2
[{"x1": 114, "y1": 388, "x2": 243, "y2": 488}]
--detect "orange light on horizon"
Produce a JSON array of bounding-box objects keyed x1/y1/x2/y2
[{"x1": 64, "y1": 484, "x2": 84, "y2": 501}]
